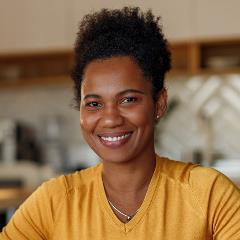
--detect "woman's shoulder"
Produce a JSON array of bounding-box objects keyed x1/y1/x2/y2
[
  {"x1": 158, "y1": 156, "x2": 237, "y2": 188},
  {"x1": 158, "y1": 156, "x2": 239, "y2": 205}
]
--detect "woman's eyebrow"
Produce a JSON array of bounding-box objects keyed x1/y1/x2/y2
[
  {"x1": 83, "y1": 89, "x2": 145, "y2": 100},
  {"x1": 118, "y1": 89, "x2": 146, "y2": 96},
  {"x1": 83, "y1": 94, "x2": 101, "y2": 100}
]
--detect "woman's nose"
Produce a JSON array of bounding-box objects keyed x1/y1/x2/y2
[{"x1": 100, "y1": 104, "x2": 124, "y2": 128}]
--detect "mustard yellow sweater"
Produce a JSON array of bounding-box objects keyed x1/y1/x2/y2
[{"x1": 1, "y1": 156, "x2": 240, "y2": 239}]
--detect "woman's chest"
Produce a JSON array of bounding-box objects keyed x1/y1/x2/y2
[{"x1": 50, "y1": 194, "x2": 210, "y2": 240}]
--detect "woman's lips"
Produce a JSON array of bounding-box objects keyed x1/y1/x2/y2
[{"x1": 98, "y1": 132, "x2": 132, "y2": 148}]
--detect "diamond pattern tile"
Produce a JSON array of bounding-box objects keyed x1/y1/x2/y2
[{"x1": 156, "y1": 74, "x2": 240, "y2": 164}]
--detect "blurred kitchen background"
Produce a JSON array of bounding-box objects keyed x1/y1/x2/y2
[{"x1": 1, "y1": 0, "x2": 240, "y2": 229}]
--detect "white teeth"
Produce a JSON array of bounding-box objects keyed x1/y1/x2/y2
[{"x1": 101, "y1": 133, "x2": 130, "y2": 142}]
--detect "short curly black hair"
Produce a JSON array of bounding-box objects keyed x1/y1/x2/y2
[{"x1": 71, "y1": 7, "x2": 171, "y2": 109}]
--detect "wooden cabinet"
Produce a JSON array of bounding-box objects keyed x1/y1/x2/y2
[
  {"x1": 0, "y1": 50, "x2": 73, "y2": 88},
  {"x1": 170, "y1": 38, "x2": 240, "y2": 75},
  {"x1": 0, "y1": 187, "x2": 33, "y2": 211},
  {"x1": 0, "y1": 38, "x2": 240, "y2": 88}
]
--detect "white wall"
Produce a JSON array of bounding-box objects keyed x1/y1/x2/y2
[
  {"x1": 70, "y1": 0, "x2": 194, "y2": 41},
  {"x1": 194, "y1": 0, "x2": 240, "y2": 38},
  {"x1": 0, "y1": 0, "x2": 69, "y2": 52}
]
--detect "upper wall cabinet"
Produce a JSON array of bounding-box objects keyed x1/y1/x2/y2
[
  {"x1": 0, "y1": 0, "x2": 69, "y2": 53},
  {"x1": 169, "y1": 38, "x2": 240, "y2": 75}
]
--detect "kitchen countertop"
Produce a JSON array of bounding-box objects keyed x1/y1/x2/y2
[{"x1": 0, "y1": 187, "x2": 34, "y2": 211}]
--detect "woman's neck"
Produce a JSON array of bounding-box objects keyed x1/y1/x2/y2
[{"x1": 101, "y1": 151, "x2": 156, "y2": 193}]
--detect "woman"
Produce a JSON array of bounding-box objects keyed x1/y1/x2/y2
[{"x1": 1, "y1": 7, "x2": 240, "y2": 240}]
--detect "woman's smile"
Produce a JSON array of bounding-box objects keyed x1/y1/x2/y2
[{"x1": 98, "y1": 131, "x2": 133, "y2": 147}]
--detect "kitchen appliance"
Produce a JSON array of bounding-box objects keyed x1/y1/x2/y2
[
  {"x1": 0, "y1": 119, "x2": 16, "y2": 164},
  {"x1": 0, "y1": 118, "x2": 42, "y2": 164}
]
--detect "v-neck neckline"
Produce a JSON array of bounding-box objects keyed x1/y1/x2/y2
[{"x1": 96, "y1": 155, "x2": 162, "y2": 233}]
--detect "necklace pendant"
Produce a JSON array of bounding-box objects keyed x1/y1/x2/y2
[{"x1": 108, "y1": 199, "x2": 138, "y2": 222}]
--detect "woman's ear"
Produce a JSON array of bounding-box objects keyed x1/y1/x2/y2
[{"x1": 155, "y1": 88, "x2": 168, "y2": 121}]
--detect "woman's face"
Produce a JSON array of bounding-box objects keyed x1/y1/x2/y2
[{"x1": 80, "y1": 56, "x2": 166, "y2": 164}]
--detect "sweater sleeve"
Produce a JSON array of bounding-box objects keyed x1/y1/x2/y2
[
  {"x1": 209, "y1": 172, "x2": 240, "y2": 240},
  {"x1": 190, "y1": 167, "x2": 240, "y2": 240},
  {"x1": 0, "y1": 177, "x2": 66, "y2": 240}
]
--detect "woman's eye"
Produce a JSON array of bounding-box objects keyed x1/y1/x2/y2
[
  {"x1": 86, "y1": 102, "x2": 102, "y2": 109},
  {"x1": 121, "y1": 97, "x2": 137, "y2": 104}
]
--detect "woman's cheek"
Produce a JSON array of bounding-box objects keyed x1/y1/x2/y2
[
  {"x1": 126, "y1": 107, "x2": 154, "y2": 126},
  {"x1": 80, "y1": 112, "x2": 97, "y2": 132}
]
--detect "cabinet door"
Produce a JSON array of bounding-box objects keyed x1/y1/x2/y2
[
  {"x1": 194, "y1": 0, "x2": 240, "y2": 38},
  {"x1": 0, "y1": 0, "x2": 69, "y2": 53}
]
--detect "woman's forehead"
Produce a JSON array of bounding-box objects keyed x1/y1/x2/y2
[{"x1": 81, "y1": 56, "x2": 152, "y2": 97}]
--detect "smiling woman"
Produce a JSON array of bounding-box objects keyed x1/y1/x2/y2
[{"x1": 1, "y1": 6, "x2": 240, "y2": 240}]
